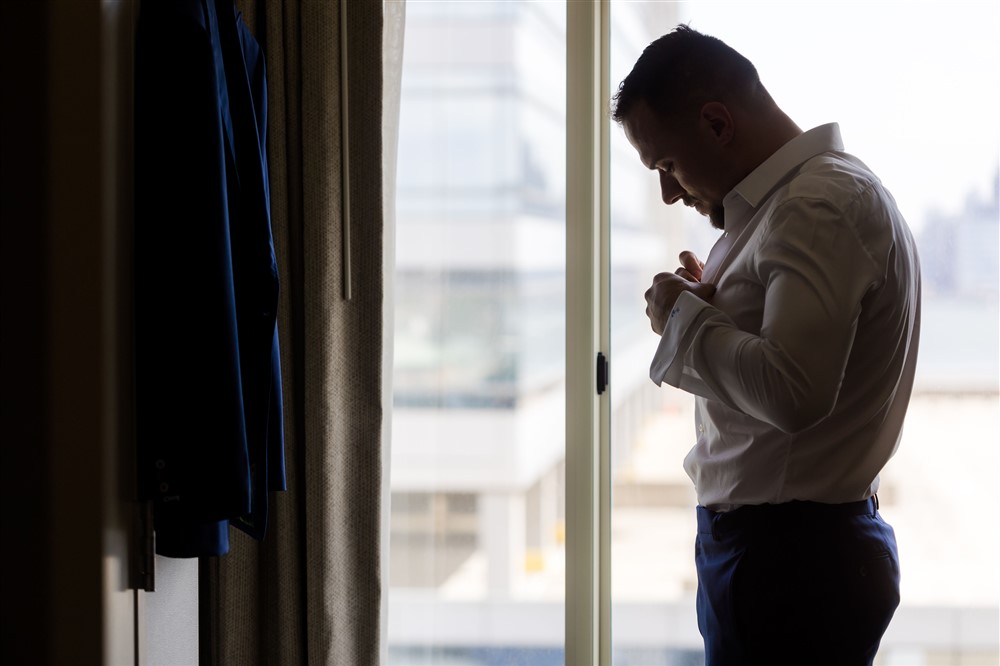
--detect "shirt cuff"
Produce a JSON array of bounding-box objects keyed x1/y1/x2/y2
[{"x1": 649, "y1": 290, "x2": 713, "y2": 387}]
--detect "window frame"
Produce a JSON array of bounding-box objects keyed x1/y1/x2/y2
[{"x1": 565, "y1": 2, "x2": 613, "y2": 664}]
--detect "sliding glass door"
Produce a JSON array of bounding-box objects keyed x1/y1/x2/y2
[
  {"x1": 389, "y1": 2, "x2": 998, "y2": 664},
  {"x1": 607, "y1": 3, "x2": 999, "y2": 664},
  {"x1": 388, "y1": 3, "x2": 568, "y2": 663},
  {"x1": 606, "y1": 3, "x2": 708, "y2": 664}
]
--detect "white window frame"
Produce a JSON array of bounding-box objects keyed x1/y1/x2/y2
[{"x1": 565, "y1": 2, "x2": 612, "y2": 664}]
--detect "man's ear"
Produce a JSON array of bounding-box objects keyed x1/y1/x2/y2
[{"x1": 700, "y1": 102, "x2": 734, "y2": 144}]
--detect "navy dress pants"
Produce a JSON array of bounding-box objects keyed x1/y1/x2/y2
[{"x1": 694, "y1": 497, "x2": 900, "y2": 666}]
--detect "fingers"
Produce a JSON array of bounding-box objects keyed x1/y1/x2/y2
[
  {"x1": 690, "y1": 281, "x2": 717, "y2": 302},
  {"x1": 645, "y1": 253, "x2": 714, "y2": 335},
  {"x1": 678, "y1": 250, "x2": 704, "y2": 281}
]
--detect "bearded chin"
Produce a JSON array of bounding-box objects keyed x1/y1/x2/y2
[{"x1": 709, "y1": 205, "x2": 725, "y2": 230}]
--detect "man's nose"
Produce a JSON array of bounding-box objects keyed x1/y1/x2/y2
[{"x1": 659, "y1": 171, "x2": 685, "y2": 205}]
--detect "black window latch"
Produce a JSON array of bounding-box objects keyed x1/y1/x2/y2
[{"x1": 596, "y1": 352, "x2": 609, "y2": 395}]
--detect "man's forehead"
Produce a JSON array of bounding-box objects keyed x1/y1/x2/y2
[{"x1": 623, "y1": 101, "x2": 675, "y2": 169}]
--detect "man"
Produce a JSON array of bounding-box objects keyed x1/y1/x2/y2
[{"x1": 612, "y1": 26, "x2": 921, "y2": 665}]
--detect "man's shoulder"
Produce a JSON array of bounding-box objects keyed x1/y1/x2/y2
[{"x1": 782, "y1": 151, "x2": 882, "y2": 208}]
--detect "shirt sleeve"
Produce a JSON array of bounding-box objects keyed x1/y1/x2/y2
[
  {"x1": 649, "y1": 290, "x2": 718, "y2": 391},
  {"x1": 650, "y1": 194, "x2": 883, "y2": 433}
]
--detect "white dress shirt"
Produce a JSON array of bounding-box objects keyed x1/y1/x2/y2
[{"x1": 650, "y1": 124, "x2": 921, "y2": 511}]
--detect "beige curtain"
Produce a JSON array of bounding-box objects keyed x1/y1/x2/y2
[{"x1": 203, "y1": 1, "x2": 399, "y2": 664}]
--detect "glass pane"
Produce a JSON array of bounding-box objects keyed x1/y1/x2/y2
[
  {"x1": 388, "y1": 3, "x2": 567, "y2": 664},
  {"x1": 609, "y1": 4, "x2": 999, "y2": 665},
  {"x1": 608, "y1": 4, "x2": 705, "y2": 664}
]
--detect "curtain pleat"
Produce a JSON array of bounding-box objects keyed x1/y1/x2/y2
[{"x1": 207, "y1": 1, "x2": 386, "y2": 664}]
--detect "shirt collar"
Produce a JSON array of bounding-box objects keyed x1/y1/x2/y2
[{"x1": 725, "y1": 123, "x2": 845, "y2": 210}]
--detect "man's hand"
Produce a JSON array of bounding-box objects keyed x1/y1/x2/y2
[
  {"x1": 645, "y1": 251, "x2": 716, "y2": 335},
  {"x1": 676, "y1": 250, "x2": 704, "y2": 282}
]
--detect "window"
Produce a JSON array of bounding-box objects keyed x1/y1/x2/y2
[
  {"x1": 608, "y1": 3, "x2": 1000, "y2": 664},
  {"x1": 390, "y1": 3, "x2": 999, "y2": 664},
  {"x1": 388, "y1": 3, "x2": 567, "y2": 664}
]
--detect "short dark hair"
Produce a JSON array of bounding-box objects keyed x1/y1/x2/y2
[{"x1": 611, "y1": 25, "x2": 764, "y2": 125}]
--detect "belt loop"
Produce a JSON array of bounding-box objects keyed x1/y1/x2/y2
[
  {"x1": 711, "y1": 513, "x2": 721, "y2": 541},
  {"x1": 872, "y1": 493, "x2": 879, "y2": 514}
]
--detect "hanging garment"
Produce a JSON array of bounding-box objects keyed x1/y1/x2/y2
[{"x1": 135, "y1": 0, "x2": 285, "y2": 557}]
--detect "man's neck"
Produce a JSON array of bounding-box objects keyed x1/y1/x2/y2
[{"x1": 733, "y1": 108, "x2": 802, "y2": 185}]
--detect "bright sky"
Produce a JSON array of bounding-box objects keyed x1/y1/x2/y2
[{"x1": 676, "y1": 0, "x2": 1000, "y2": 232}]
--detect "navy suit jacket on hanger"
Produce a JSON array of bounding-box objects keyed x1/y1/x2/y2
[{"x1": 135, "y1": 0, "x2": 285, "y2": 557}]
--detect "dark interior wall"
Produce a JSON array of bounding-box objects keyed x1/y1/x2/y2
[
  {"x1": 47, "y1": 0, "x2": 106, "y2": 658},
  {"x1": 1, "y1": 2, "x2": 136, "y2": 664},
  {"x1": 1, "y1": 2, "x2": 54, "y2": 663}
]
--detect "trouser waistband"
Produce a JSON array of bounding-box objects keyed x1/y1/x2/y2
[{"x1": 697, "y1": 496, "x2": 879, "y2": 538}]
